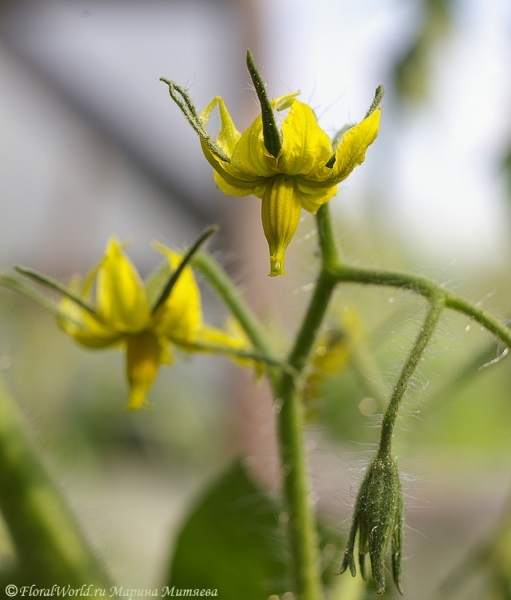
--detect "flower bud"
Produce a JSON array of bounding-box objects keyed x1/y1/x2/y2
[{"x1": 337, "y1": 456, "x2": 404, "y2": 595}]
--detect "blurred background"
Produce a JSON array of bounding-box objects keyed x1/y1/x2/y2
[{"x1": 1, "y1": 0, "x2": 511, "y2": 598}]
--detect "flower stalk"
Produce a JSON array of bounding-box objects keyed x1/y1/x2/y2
[
  {"x1": 339, "y1": 296, "x2": 444, "y2": 594},
  {"x1": 378, "y1": 295, "x2": 445, "y2": 458}
]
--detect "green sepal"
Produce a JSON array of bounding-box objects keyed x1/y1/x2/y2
[
  {"x1": 0, "y1": 274, "x2": 82, "y2": 327},
  {"x1": 160, "y1": 79, "x2": 231, "y2": 163},
  {"x1": 246, "y1": 49, "x2": 282, "y2": 158},
  {"x1": 365, "y1": 85, "x2": 384, "y2": 118},
  {"x1": 14, "y1": 266, "x2": 96, "y2": 315},
  {"x1": 151, "y1": 225, "x2": 218, "y2": 315}
]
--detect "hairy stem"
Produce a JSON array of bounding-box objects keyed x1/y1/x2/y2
[
  {"x1": 272, "y1": 204, "x2": 343, "y2": 600},
  {"x1": 334, "y1": 264, "x2": 511, "y2": 348},
  {"x1": 378, "y1": 295, "x2": 444, "y2": 458}
]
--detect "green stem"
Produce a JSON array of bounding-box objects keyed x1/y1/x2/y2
[
  {"x1": 273, "y1": 204, "x2": 343, "y2": 600},
  {"x1": 0, "y1": 376, "x2": 111, "y2": 587},
  {"x1": 192, "y1": 250, "x2": 280, "y2": 386},
  {"x1": 275, "y1": 272, "x2": 336, "y2": 600},
  {"x1": 316, "y1": 203, "x2": 342, "y2": 270},
  {"x1": 378, "y1": 295, "x2": 444, "y2": 458},
  {"x1": 334, "y1": 264, "x2": 511, "y2": 348},
  {"x1": 189, "y1": 340, "x2": 292, "y2": 372},
  {"x1": 275, "y1": 373, "x2": 322, "y2": 600}
]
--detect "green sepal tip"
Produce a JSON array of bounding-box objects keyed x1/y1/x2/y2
[{"x1": 246, "y1": 49, "x2": 282, "y2": 158}]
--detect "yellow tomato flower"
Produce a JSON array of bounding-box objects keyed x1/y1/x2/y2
[
  {"x1": 163, "y1": 55, "x2": 381, "y2": 276},
  {"x1": 57, "y1": 238, "x2": 243, "y2": 410},
  {"x1": 200, "y1": 96, "x2": 380, "y2": 276}
]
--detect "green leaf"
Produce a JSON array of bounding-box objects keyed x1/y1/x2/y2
[{"x1": 166, "y1": 460, "x2": 288, "y2": 599}]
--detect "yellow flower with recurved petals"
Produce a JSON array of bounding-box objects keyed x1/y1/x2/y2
[
  {"x1": 57, "y1": 238, "x2": 244, "y2": 410},
  {"x1": 162, "y1": 52, "x2": 382, "y2": 276},
  {"x1": 201, "y1": 96, "x2": 380, "y2": 277}
]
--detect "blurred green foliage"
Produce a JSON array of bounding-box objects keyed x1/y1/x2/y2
[{"x1": 392, "y1": 0, "x2": 452, "y2": 104}]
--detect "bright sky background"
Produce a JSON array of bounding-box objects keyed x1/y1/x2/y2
[{"x1": 263, "y1": 0, "x2": 511, "y2": 267}]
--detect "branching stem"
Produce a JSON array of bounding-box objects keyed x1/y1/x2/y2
[
  {"x1": 333, "y1": 264, "x2": 511, "y2": 348},
  {"x1": 188, "y1": 204, "x2": 511, "y2": 600}
]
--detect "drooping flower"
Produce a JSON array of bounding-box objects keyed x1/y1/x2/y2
[
  {"x1": 162, "y1": 51, "x2": 381, "y2": 276},
  {"x1": 56, "y1": 238, "x2": 247, "y2": 410}
]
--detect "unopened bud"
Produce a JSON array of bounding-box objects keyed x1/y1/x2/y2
[{"x1": 336, "y1": 455, "x2": 404, "y2": 595}]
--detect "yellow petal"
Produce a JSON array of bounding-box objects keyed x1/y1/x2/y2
[
  {"x1": 261, "y1": 175, "x2": 302, "y2": 276},
  {"x1": 125, "y1": 331, "x2": 163, "y2": 410},
  {"x1": 199, "y1": 95, "x2": 265, "y2": 195},
  {"x1": 194, "y1": 320, "x2": 263, "y2": 374},
  {"x1": 295, "y1": 181, "x2": 338, "y2": 214},
  {"x1": 96, "y1": 238, "x2": 151, "y2": 333},
  {"x1": 200, "y1": 138, "x2": 265, "y2": 196},
  {"x1": 330, "y1": 107, "x2": 381, "y2": 183},
  {"x1": 58, "y1": 304, "x2": 121, "y2": 348},
  {"x1": 212, "y1": 167, "x2": 267, "y2": 198},
  {"x1": 151, "y1": 245, "x2": 202, "y2": 345},
  {"x1": 195, "y1": 322, "x2": 247, "y2": 351},
  {"x1": 57, "y1": 276, "x2": 121, "y2": 348},
  {"x1": 200, "y1": 96, "x2": 241, "y2": 157},
  {"x1": 230, "y1": 115, "x2": 275, "y2": 178},
  {"x1": 276, "y1": 100, "x2": 333, "y2": 175},
  {"x1": 272, "y1": 91, "x2": 301, "y2": 111}
]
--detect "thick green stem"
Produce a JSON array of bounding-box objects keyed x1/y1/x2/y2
[
  {"x1": 316, "y1": 203, "x2": 342, "y2": 270},
  {"x1": 192, "y1": 250, "x2": 325, "y2": 599},
  {"x1": 275, "y1": 272, "x2": 336, "y2": 600},
  {"x1": 276, "y1": 373, "x2": 322, "y2": 600},
  {"x1": 0, "y1": 376, "x2": 111, "y2": 587},
  {"x1": 378, "y1": 295, "x2": 444, "y2": 458},
  {"x1": 272, "y1": 204, "x2": 343, "y2": 600}
]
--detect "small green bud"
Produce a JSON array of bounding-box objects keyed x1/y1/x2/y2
[{"x1": 337, "y1": 455, "x2": 404, "y2": 595}]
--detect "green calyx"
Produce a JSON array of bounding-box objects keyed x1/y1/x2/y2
[
  {"x1": 246, "y1": 50, "x2": 282, "y2": 158},
  {"x1": 337, "y1": 455, "x2": 404, "y2": 595}
]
